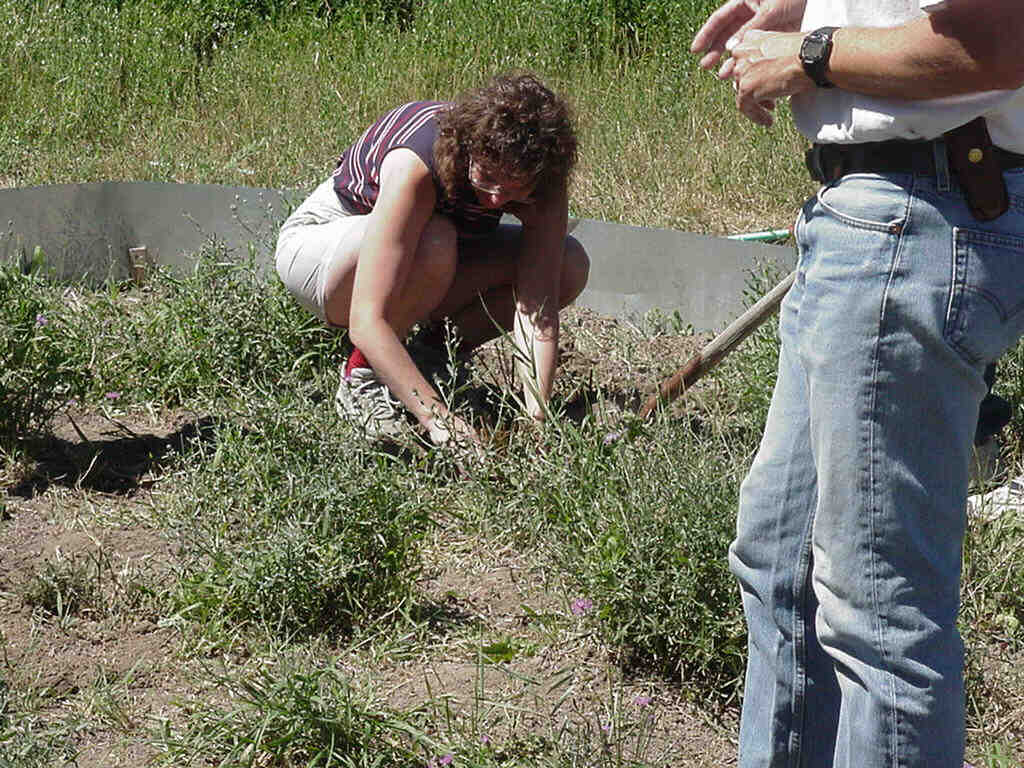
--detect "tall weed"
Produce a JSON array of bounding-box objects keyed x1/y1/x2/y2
[
  {"x1": 154, "y1": 662, "x2": 425, "y2": 766},
  {"x1": 0, "y1": 255, "x2": 91, "y2": 448},
  {"x1": 454, "y1": 403, "x2": 752, "y2": 705},
  {"x1": 163, "y1": 394, "x2": 433, "y2": 641},
  {"x1": 61, "y1": 242, "x2": 345, "y2": 407}
]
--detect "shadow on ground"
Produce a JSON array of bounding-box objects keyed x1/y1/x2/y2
[{"x1": 6, "y1": 415, "x2": 221, "y2": 497}]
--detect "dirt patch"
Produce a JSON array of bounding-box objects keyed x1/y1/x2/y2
[
  {"x1": 0, "y1": 409, "x2": 206, "y2": 766},
  {"x1": 348, "y1": 520, "x2": 739, "y2": 763}
]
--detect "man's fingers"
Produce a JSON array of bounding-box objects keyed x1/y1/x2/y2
[
  {"x1": 718, "y1": 56, "x2": 738, "y2": 79},
  {"x1": 736, "y1": 88, "x2": 778, "y2": 126},
  {"x1": 738, "y1": 28, "x2": 770, "y2": 43},
  {"x1": 700, "y1": 49, "x2": 726, "y2": 71},
  {"x1": 691, "y1": 0, "x2": 755, "y2": 55},
  {"x1": 741, "y1": 102, "x2": 776, "y2": 126}
]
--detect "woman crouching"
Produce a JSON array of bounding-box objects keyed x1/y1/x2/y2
[{"x1": 275, "y1": 72, "x2": 589, "y2": 448}]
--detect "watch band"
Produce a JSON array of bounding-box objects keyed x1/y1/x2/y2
[{"x1": 800, "y1": 26, "x2": 838, "y2": 88}]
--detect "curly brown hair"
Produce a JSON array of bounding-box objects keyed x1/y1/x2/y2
[{"x1": 434, "y1": 72, "x2": 577, "y2": 202}]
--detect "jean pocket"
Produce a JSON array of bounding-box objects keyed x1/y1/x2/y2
[
  {"x1": 816, "y1": 175, "x2": 910, "y2": 234},
  {"x1": 945, "y1": 227, "x2": 1024, "y2": 366}
]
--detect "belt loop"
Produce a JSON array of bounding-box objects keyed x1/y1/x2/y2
[{"x1": 933, "y1": 138, "x2": 951, "y2": 192}]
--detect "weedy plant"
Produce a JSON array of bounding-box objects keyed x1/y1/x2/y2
[
  {"x1": 0, "y1": 252, "x2": 91, "y2": 450},
  {"x1": 418, "y1": 650, "x2": 669, "y2": 768},
  {"x1": 18, "y1": 547, "x2": 159, "y2": 626},
  {"x1": 55, "y1": 241, "x2": 346, "y2": 408},
  {"x1": 159, "y1": 388, "x2": 435, "y2": 646},
  {"x1": 454, "y1": 371, "x2": 754, "y2": 707},
  {"x1": 2, "y1": 2, "x2": 1024, "y2": 764},
  {"x1": 1, "y1": 244, "x2": 1023, "y2": 765},
  {"x1": 0, "y1": 674, "x2": 81, "y2": 768},
  {"x1": 153, "y1": 662, "x2": 427, "y2": 767}
]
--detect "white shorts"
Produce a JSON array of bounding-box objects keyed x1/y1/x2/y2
[{"x1": 275, "y1": 177, "x2": 365, "y2": 324}]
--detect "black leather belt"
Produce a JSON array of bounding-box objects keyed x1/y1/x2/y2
[{"x1": 806, "y1": 139, "x2": 1024, "y2": 183}]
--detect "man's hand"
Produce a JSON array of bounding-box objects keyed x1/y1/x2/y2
[
  {"x1": 691, "y1": 0, "x2": 807, "y2": 75},
  {"x1": 728, "y1": 30, "x2": 815, "y2": 126}
]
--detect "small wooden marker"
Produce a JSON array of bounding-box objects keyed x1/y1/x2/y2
[{"x1": 128, "y1": 246, "x2": 149, "y2": 287}]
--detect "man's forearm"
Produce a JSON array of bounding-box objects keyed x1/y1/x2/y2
[{"x1": 827, "y1": 4, "x2": 1024, "y2": 98}]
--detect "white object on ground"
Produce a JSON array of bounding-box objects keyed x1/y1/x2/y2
[{"x1": 967, "y1": 472, "x2": 1024, "y2": 522}]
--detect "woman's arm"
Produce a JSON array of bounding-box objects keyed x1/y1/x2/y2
[
  {"x1": 505, "y1": 181, "x2": 570, "y2": 422},
  {"x1": 347, "y1": 148, "x2": 468, "y2": 438}
]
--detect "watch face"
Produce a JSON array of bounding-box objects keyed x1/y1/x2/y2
[
  {"x1": 801, "y1": 36, "x2": 827, "y2": 62},
  {"x1": 801, "y1": 27, "x2": 836, "y2": 86}
]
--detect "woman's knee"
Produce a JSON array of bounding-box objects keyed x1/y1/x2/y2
[
  {"x1": 416, "y1": 215, "x2": 459, "y2": 291},
  {"x1": 560, "y1": 235, "x2": 590, "y2": 305}
]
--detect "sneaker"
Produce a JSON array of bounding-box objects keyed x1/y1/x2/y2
[{"x1": 335, "y1": 363, "x2": 406, "y2": 440}]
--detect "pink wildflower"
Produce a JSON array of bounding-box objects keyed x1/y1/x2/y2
[{"x1": 571, "y1": 597, "x2": 593, "y2": 616}]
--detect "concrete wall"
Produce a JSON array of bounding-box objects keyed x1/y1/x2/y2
[{"x1": 0, "y1": 182, "x2": 795, "y2": 332}]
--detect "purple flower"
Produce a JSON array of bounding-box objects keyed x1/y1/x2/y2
[
  {"x1": 105, "y1": 391, "x2": 121, "y2": 400},
  {"x1": 571, "y1": 597, "x2": 593, "y2": 616},
  {"x1": 634, "y1": 695, "x2": 652, "y2": 708},
  {"x1": 439, "y1": 757, "x2": 452, "y2": 767},
  {"x1": 480, "y1": 734, "x2": 491, "y2": 745},
  {"x1": 602, "y1": 430, "x2": 623, "y2": 446},
  {"x1": 34, "y1": 314, "x2": 48, "y2": 327}
]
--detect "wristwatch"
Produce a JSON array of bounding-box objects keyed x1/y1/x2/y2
[{"x1": 799, "y1": 26, "x2": 838, "y2": 88}]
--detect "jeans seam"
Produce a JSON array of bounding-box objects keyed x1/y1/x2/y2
[
  {"x1": 867, "y1": 184, "x2": 915, "y2": 768},
  {"x1": 788, "y1": 509, "x2": 816, "y2": 768}
]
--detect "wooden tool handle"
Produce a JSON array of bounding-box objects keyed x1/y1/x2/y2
[{"x1": 637, "y1": 269, "x2": 796, "y2": 420}]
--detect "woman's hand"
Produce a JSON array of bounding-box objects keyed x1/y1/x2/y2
[
  {"x1": 427, "y1": 412, "x2": 486, "y2": 473},
  {"x1": 427, "y1": 411, "x2": 481, "y2": 447}
]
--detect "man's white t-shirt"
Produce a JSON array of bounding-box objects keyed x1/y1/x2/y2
[{"x1": 790, "y1": 0, "x2": 1024, "y2": 152}]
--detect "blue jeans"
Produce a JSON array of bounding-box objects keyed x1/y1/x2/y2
[{"x1": 732, "y1": 164, "x2": 1024, "y2": 767}]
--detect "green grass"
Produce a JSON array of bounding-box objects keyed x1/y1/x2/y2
[{"x1": 153, "y1": 662, "x2": 428, "y2": 767}]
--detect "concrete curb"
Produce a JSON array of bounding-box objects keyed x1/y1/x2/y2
[{"x1": 1, "y1": 182, "x2": 795, "y2": 331}]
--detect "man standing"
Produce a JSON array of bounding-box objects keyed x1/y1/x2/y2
[{"x1": 691, "y1": 2, "x2": 1024, "y2": 766}]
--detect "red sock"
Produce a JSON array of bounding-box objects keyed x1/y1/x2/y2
[{"x1": 345, "y1": 348, "x2": 370, "y2": 378}]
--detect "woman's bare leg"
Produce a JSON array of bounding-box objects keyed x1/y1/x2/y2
[
  {"x1": 426, "y1": 225, "x2": 590, "y2": 352},
  {"x1": 321, "y1": 214, "x2": 459, "y2": 335}
]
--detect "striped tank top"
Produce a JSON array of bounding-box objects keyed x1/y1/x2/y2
[{"x1": 332, "y1": 100, "x2": 503, "y2": 238}]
